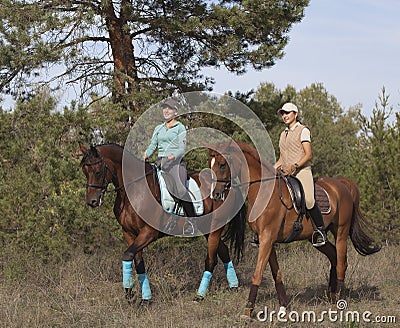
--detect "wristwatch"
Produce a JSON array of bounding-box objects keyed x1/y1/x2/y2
[{"x1": 294, "y1": 163, "x2": 299, "y2": 170}]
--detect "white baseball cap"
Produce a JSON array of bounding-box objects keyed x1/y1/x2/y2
[{"x1": 277, "y1": 102, "x2": 298, "y2": 114}]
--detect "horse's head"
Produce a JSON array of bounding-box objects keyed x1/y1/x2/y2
[
  {"x1": 207, "y1": 141, "x2": 243, "y2": 201},
  {"x1": 80, "y1": 144, "x2": 113, "y2": 207}
]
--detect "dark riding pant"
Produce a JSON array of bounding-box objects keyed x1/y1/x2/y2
[
  {"x1": 159, "y1": 157, "x2": 196, "y2": 218},
  {"x1": 160, "y1": 157, "x2": 190, "y2": 201}
]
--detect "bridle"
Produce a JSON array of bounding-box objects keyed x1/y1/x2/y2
[
  {"x1": 210, "y1": 151, "x2": 278, "y2": 201},
  {"x1": 82, "y1": 151, "x2": 119, "y2": 194},
  {"x1": 82, "y1": 149, "x2": 157, "y2": 197}
]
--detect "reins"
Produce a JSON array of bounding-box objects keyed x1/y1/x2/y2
[{"x1": 211, "y1": 176, "x2": 278, "y2": 189}]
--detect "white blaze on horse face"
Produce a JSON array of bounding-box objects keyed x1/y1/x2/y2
[
  {"x1": 210, "y1": 157, "x2": 216, "y2": 199},
  {"x1": 211, "y1": 157, "x2": 216, "y2": 169}
]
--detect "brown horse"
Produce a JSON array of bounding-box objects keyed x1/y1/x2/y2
[
  {"x1": 79, "y1": 143, "x2": 246, "y2": 303},
  {"x1": 208, "y1": 140, "x2": 381, "y2": 317}
]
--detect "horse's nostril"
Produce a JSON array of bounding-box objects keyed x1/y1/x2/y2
[{"x1": 88, "y1": 199, "x2": 98, "y2": 207}]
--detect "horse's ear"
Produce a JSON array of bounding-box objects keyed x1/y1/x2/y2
[{"x1": 79, "y1": 143, "x2": 88, "y2": 154}]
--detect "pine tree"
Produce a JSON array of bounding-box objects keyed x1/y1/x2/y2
[{"x1": 0, "y1": 0, "x2": 309, "y2": 110}]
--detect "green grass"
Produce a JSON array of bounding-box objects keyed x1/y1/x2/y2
[{"x1": 1, "y1": 239, "x2": 399, "y2": 328}]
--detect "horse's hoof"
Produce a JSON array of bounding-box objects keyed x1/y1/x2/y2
[
  {"x1": 124, "y1": 288, "x2": 134, "y2": 305},
  {"x1": 139, "y1": 299, "x2": 152, "y2": 306},
  {"x1": 328, "y1": 291, "x2": 337, "y2": 304},
  {"x1": 192, "y1": 295, "x2": 204, "y2": 303},
  {"x1": 240, "y1": 307, "x2": 254, "y2": 320},
  {"x1": 229, "y1": 286, "x2": 239, "y2": 293}
]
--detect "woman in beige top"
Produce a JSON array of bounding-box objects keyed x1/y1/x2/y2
[{"x1": 275, "y1": 102, "x2": 327, "y2": 247}]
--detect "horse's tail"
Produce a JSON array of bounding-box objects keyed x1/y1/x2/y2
[
  {"x1": 337, "y1": 177, "x2": 381, "y2": 256},
  {"x1": 222, "y1": 189, "x2": 247, "y2": 262}
]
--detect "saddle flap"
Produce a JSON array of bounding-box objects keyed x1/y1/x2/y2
[
  {"x1": 157, "y1": 169, "x2": 204, "y2": 216},
  {"x1": 284, "y1": 175, "x2": 306, "y2": 215}
]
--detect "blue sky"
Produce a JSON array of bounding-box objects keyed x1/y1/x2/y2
[{"x1": 206, "y1": 0, "x2": 400, "y2": 119}]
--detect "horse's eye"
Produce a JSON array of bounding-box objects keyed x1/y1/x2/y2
[
  {"x1": 219, "y1": 162, "x2": 226, "y2": 169},
  {"x1": 95, "y1": 171, "x2": 102, "y2": 177}
]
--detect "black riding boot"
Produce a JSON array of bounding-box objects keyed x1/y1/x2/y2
[
  {"x1": 181, "y1": 200, "x2": 195, "y2": 217},
  {"x1": 181, "y1": 200, "x2": 197, "y2": 235},
  {"x1": 308, "y1": 204, "x2": 327, "y2": 247}
]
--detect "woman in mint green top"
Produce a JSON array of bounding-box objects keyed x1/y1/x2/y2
[
  {"x1": 143, "y1": 98, "x2": 195, "y2": 218},
  {"x1": 144, "y1": 118, "x2": 186, "y2": 160}
]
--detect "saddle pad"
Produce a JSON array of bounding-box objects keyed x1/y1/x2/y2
[
  {"x1": 157, "y1": 170, "x2": 204, "y2": 216},
  {"x1": 315, "y1": 183, "x2": 331, "y2": 214}
]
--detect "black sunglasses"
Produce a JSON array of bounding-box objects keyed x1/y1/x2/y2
[{"x1": 280, "y1": 110, "x2": 293, "y2": 115}]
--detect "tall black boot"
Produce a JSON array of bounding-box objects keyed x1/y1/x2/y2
[
  {"x1": 308, "y1": 204, "x2": 327, "y2": 247},
  {"x1": 181, "y1": 200, "x2": 196, "y2": 218}
]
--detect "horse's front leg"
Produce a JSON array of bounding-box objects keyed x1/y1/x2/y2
[
  {"x1": 268, "y1": 246, "x2": 288, "y2": 308},
  {"x1": 122, "y1": 227, "x2": 158, "y2": 304},
  {"x1": 196, "y1": 227, "x2": 240, "y2": 301},
  {"x1": 194, "y1": 229, "x2": 222, "y2": 301},
  {"x1": 122, "y1": 230, "x2": 135, "y2": 303},
  {"x1": 218, "y1": 239, "x2": 239, "y2": 290},
  {"x1": 243, "y1": 234, "x2": 274, "y2": 319}
]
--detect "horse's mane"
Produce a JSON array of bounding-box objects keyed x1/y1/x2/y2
[
  {"x1": 80, "y1": 143, "x2": 124, "y2": 166},
  {"x1": 228, "y1": 141, "x2": 276, "y2": 175},
  {"x1": 98, "y1": 143, "x2": 124, "y2": 151}
]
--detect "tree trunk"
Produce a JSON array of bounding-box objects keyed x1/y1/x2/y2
[{"x1": 104, "y1": 1, "x2": 139, "y2": 109}]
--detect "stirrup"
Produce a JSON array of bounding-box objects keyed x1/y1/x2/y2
[{"x1": 312, "y1": 229, "x2": 326, "y2": 247}]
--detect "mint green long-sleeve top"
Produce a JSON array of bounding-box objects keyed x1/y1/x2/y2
[{"x1": 145, "y1": 121, "x2": 187, "y2": 158}]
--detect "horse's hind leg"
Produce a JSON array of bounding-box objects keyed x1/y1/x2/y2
[
  {"x1": 311, "y1": 239, "x2": 340, "y2": 303},
  {"x1": 333, "y1": 225, "x2": 349, "y2": 302},
  {"x1": 269, "y1": 246, "x2": 288, "y2": 308}
]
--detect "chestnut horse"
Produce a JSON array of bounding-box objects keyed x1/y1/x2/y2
[
  {"x1": 79, "y1": 143, "x2": 246, "y2": 303},
  {"x1": 208, "y1": 141, "x2": 380, "y2": 317}
]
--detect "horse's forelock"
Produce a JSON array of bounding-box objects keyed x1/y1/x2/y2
[{"x1": 80, "y1": 145, "x2": 100, "y2": 166}]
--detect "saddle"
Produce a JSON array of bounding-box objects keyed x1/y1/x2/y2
[
  {"x1": 281, "y1": 175, "x2": 331, "y2": 243},
  {"x1": 283, "y1": 176, "x2": 331, "y2": 215},
  {"x1": 156, "y1": 169, "x2": 204, "y2": 216}
]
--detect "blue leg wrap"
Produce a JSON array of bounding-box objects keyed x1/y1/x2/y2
[
  {"x1": 122, "y1": 261, "x2": 134, "y2": 289},
  {"x1": 224, "y1": 261, "x2": 239, "y2": 288},
  {"x1": 138, "y1": 273, "x2": 152, "y2": 300},
  {"x1": 197, "y1": 271, "x2": 212, "y2": 298}
]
